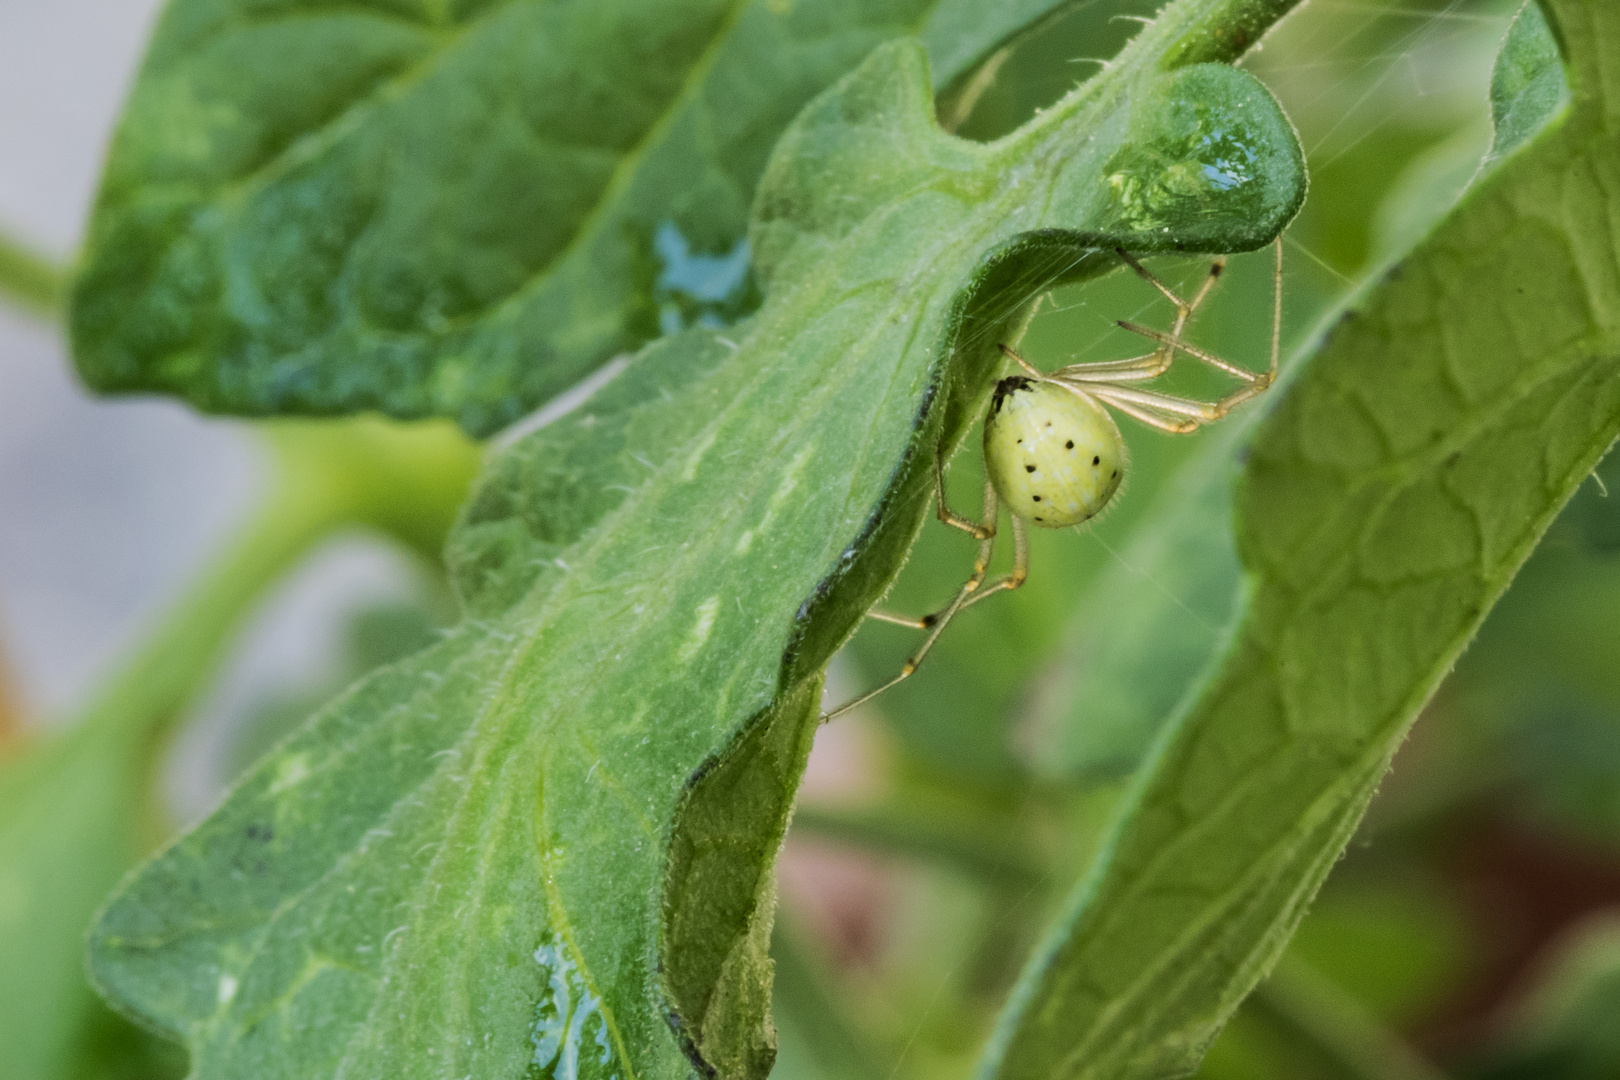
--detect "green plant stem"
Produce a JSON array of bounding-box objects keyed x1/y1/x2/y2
[
  {"x1": 75, "y1": 417, "x2": 480, "y2": 754},
  {"x1": 0, "y1": 227, "x2": 68, "y2": 318},
  {"x1": 1163, "y1": 0, "x2": 1303, "y2": 67},
  {"x1": 74, "y1": 451, "x2": 356, "y2": 752},
  {"x1": 1247, "y1": 958, "x2": 1450, "y2": 1080}
]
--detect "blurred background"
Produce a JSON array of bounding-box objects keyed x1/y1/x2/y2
[{"x1": 4, "y1": 1, "x2": 1618, "y2": 1079}]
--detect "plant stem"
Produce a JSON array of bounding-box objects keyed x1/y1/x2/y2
[
  {"x1": 1162, "y1": 0, "x2": 1306, "y2": 68},
  {"x1": 74, "y1": 450, "x2": 353, "y2": 749},
  {"x1": 1247, "y1": 958, "x2": 1451, "y2": 1080},
  {"x1": 75, "y1": 417, "x2": 480, "y2": 752},
  {"x1": 0, "y1": 227, "x2": 68, "y2": 319}
]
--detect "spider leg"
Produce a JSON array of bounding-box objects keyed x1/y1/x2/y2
[
  {"x1": 866, "y1": 444, "x2": 993, "y2": 628},
  {"x1": 1006, "y1": 342, "x2": 1176, "y2": 385},
  {"x1": 1045, "y1": 351, "x2": 1173, "y2": 383},
  {"x1": 1088, "y1": 379, "x2": 1272, "y2": 433},
  {"x1": 1115, "y1": 322, "x2": 1266, "y2": 384},
  {"x1": 826, "y1": 480, "x2": 1021, "y2": 722},
  {"x1": 1116, "y1": 236, "x2": 1284, "y2": 387},
  {"x1": 1083, "y1": 391, "x2": 1200, "y2": 434},
  {"x1": 951, "y1": 515, "x2": 1028, "y2": 615},
  {"x1": 998, "y1": 343, "x2": 1045, "y2": 379},
  {"x1": 933, "y1": 442, "x2": 993, "y2": 540},
  {"x1": 1116, "y1": 247, "x2": 1227, "y2": 317}
]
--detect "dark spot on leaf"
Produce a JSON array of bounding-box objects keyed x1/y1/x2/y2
[
  {"x1": 1032, "y1": 495, "x2": 1042, "y2": 502},
  {"x1": 1034, "y1": 516, "x2": 1044, "y2": 522},
  {"x1": 1112, "y1": 470, "x2": 1119, "y2": 479},
  {"x1": 1066, "y1": 440, "x2": 1074, "y2": 449},
  {"x1": 246, "y1": 824, "x2": 273, "y2": 843},
  {"x1": 1025, "y1": 464, "x2": 1036, "y2": 473},
  {"x1": 1092, "y1": 455, "x2": 1100, "y2": 466}
]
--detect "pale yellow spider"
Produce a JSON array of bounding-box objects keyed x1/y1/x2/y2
[{"x1": 825, "y1": 237, "x2": 1283, "y2": 721}]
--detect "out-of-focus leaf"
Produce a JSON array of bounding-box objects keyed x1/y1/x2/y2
[
  {"x1": 86, "y1": 5, "x2": 1305, "y2": 1076},
  {"x1": 1372, "y1": 120, "x2": 1492, "y2": 264},
  {"x1": 1232, "y1": 958, "x2": 1447, "y2": 1080},
  {"x1": 69, "y1": 0, "x2": 1093, "y2": 435},
  {"x1": 791, "y1": 800, "x2": 1045, "y2": 888},
  {"x1": 981, "y1": 4, "x2": 1620, "y2": 1077},
  {"x1": 1471, "y1": 912, "x2": 1620, "y2": 1080},
  {"x1": 65, "y1": 998, "x2": 189, "y2": 1080}
]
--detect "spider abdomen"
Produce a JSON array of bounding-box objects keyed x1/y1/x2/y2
[{"x1": 983, "y1": 377, "x2": 1124, "y2": 528}]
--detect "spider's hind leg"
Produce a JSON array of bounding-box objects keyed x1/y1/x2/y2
[{"x1": 827, "y1": 480, "x2": 1026, "y2": 722}]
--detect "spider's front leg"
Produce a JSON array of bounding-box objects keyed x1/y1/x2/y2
[{"x1": 827, "y1": 477, "x2": 1009, "y2": 720}]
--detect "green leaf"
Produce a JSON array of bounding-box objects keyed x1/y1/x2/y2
[
  {"x1": 69, "y1": 0, "x2": 1096, "y2": 435},
  {"x1": 980, "y1": 3, "x2": 1620, "y2": 1077},
  {"x1": 87, "y1": 6, "x2": 1305, "y2": 1077},
  {"x1": 1488, "y1": 0, "x2": 1571, "y2": 165}
]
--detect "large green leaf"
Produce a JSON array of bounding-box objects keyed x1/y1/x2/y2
[
  {"x1": 68, "y1": 0, "x2": 1092, "y2": 435},
  {"x1": 86, "y1": 5, "x2": 1305, "y2": 1077},
  {"x1": 980, "y1": 2, "x2": 1620, "y2": 1077}
]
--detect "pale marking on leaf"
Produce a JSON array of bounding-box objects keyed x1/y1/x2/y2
[
  {"x1": 678, "y1": 596, "x2": 722, "y2": 663},
  {"x1": 739, "y1": 444, "x2": 817, "y2": 554},
  {"x1": 269, "y1": 752, "x2": 310, "y2": 795},
  {"x1": 680, "y1": 427, "x2": 722, "y2": 482},
  {"x1": 217, "y1": 974, "x2": 238, "y2": 1005}
]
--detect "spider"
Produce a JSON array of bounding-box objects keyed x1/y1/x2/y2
[{"x1": 823, "y1": 237, "x2": 1284, "y2": 722}]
